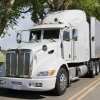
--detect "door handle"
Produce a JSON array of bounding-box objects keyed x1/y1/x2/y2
[
  {"x1": 69, "y1": 54, "x2": 71, "y2": 58},
  {"x1": 48, "y1": 50, "x2": 54, "y2": 54}
]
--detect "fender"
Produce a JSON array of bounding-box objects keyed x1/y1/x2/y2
[{"x1": 37, "y1": 56, "x2": 69, "y2": 77}]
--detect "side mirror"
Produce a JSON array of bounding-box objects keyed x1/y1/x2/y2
[{"x1": 16, "y1": 33, "x2": 22, "y2": 44}]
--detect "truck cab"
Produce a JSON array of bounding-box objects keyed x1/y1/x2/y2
[{"x1": 0, "y1": 10, "x2": 99, "y2": 96}]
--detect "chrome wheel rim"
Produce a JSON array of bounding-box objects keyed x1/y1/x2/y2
[{"x1": 59, "y1": 73, "x2": 67, "y2": 91}]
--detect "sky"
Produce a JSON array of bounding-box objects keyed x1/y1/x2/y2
[{"x1": 0, "y1": 12, "x2": 34, "y2": 50}]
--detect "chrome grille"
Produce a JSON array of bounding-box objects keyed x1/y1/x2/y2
[{"x1": 6, "y1": 49, "x2": 31, "y2": 78}]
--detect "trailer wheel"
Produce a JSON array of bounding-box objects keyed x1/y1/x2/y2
[
  {"x1": 92, "y1": 62, "x2": 96, "y2": 77},
  {"x1": 54, "y1": 67, "x2": 68, "y2": 96},
  {"x1": 89, "y1": 61, "x2": 96, "y2": 78},
  {"x1": 96, "y1": 62, "x2": 100, "y2": 75},
  {"x1": 99, "y1": 60, "x2": 100, "y2": 72}
]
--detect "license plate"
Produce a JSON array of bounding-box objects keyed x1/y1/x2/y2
[{"x1": 11, "y1": 81, "x2": 22, "y2": 86}]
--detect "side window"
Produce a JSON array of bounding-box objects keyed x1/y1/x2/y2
[
  {"x1": 72, "y1": 29, "x2": 78, "y2": 41},
  {"x1": 63, "y1": 31, "x2": 70, "y2": 41}
]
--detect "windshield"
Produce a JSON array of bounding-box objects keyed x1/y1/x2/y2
[
  {"x1": 29, "y1": 30, "x2": 41, "y2": 42},
  {"x1": 43, "y1": 29, "x2": 59, "y2": 39},
  {"x1": 29, "y1": 29, "x2": 60, "y2": 42}
]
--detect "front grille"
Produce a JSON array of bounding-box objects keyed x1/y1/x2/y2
[{"x1": 6, "y1": 49, "x2": 31, "y2": 78}]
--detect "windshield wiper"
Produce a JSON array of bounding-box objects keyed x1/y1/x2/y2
[
  {"x1": 50, "y1": 39, "x2": 56, "y2": 42},
  {"x1": 31, "y1": 39, "x2": 40, "y2": 43}
]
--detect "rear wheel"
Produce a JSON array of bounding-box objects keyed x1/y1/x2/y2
[
  {"x1": 93, "y1": 63, "x2": 96, "y2": 76},
  {"x1": 54, "y1": 67, "x2": 68, "y2": 96},
  {"x1": 99, "y1": 61, "x2": 100, "y2": 72},
  {"x1": 95, "y1": 61, "x2": 100, "y2": 75},
  {"x1": 89, "y1": 61, "x2": 96, "y2": 78}
]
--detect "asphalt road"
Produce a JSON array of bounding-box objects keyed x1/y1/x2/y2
[
  {"x1": 82, "y1": 85, "x2": 100, "y2": 100},
  {"x1": 0, "y1": 75, "x2": 100, "y2": 100}
]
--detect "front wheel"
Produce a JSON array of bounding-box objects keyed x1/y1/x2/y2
[{"x1": 54, "y1": 67, "x2": 68, "y2": 96}]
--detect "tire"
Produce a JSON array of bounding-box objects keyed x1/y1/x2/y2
[
  {"x1": 89, "y1": 61, "x2": 96, "y2": 78},
  {"x1": 54, "y1": 67, "x2": 68, "y2": 96},
  {"x1": 99, "y1": 60, "x2": 100, "y2": 72},
  {"x1": 95, "y1": 62, "x2": 100, "y2": 75}
]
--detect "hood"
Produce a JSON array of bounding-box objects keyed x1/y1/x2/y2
[{"x1": 15, "y1": 40, "x2": 59, "y2": 52}]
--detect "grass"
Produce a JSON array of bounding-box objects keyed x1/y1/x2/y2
[{"x1": 0, "y1": 52, "x2": 5, "y2": 63}]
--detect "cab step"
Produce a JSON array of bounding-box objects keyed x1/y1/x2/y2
[{"x1": 71, "y1": 77, "x2": 80, "y2": 82}]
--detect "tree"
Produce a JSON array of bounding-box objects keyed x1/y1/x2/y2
[
  {"x1": 0, "y1": 0, "x2": 31, "y2": 36},
  {"x1": 47, "y1": 0, "x2": 100, "y2": 20},
  {"x1": 70, "y1": 0, "x2": 100, "y2": 20},
  {"x1": 0, "y1": 0, "x2": 46, "y2": 36},
  {"x1": 0, "y1": 0, "x2": 100, "y2": 36},
  {"x1": 0, "y1": 0, "x2": 15, "y2": 36}
]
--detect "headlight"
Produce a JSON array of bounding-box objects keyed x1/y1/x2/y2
[
  {"x1": 37, "y1": 69, "x2": 56, "y2": 76},
  {"x1": 42, "y1": 45, "x2": 47, "y2": 51}
]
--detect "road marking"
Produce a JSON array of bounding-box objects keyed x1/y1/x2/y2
[
  {"x1": 67, "y1": 78, "x2": 100, "y2": 100},
  {"x1": 77, "y1": 81, "x2": 100, "y2": 100}
]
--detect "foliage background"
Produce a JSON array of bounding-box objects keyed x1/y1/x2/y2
[{"x1": 0, "y1": 0, "x2": 100, "y2": 36}]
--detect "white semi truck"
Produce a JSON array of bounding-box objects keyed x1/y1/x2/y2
[{"x1": 0, "y1": 10, "x2": 100, "y2": 95}]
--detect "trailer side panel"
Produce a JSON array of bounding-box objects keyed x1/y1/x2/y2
[
  {"x1": 95, "y1": 19, "x2": 100, "y2": 58},
  {"x1": 90, "y1": 17, "x2": 100, "y2": 59}
]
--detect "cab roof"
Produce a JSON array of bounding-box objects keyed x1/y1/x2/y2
[
  {"x1": 32, "y1": 24, "x2": 66, "y2": 29},
  {"x1": 18, "y1": 24, "x2": 67, "y2": 32}
]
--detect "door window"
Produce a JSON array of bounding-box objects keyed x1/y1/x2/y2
[
  {"x1": 63, "y1": 31, "x2": 70, "y2": 41},
  {"x1": 72, "y1": 29, "x2": 78, "y2": 41}
]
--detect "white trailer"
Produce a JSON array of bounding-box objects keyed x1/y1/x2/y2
[{"x1": 0, "y1": 10, "x2": 100, "y2": 95}]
